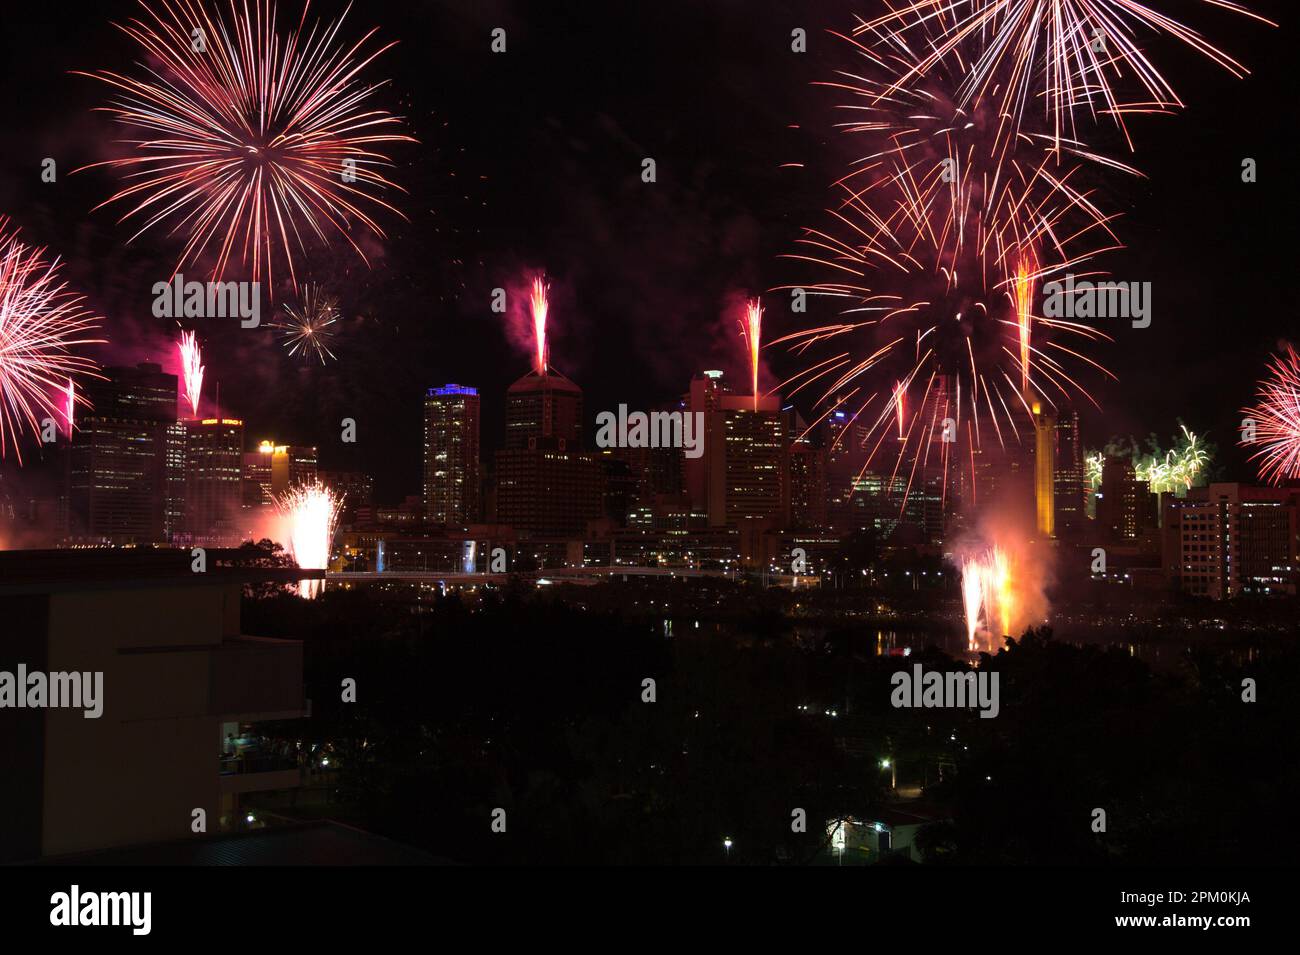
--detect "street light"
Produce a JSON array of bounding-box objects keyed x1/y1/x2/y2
[{"x1": 723, "y1": 837, "x2": 733, "y2": 860}]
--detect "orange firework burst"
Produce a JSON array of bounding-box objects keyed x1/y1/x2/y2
[
  {"x1": 0, "y1": 221, "x2": 102, "y2": 461},
  {"x1": 78, "y1": 0, "x2": 415, "y2": 291},
  {"x1": 861, "y1": 0, "x2": 1273, "y2": 152},
  {"x1": 740, "y1": 298, "x2": 763, "y2": 410},
  {"x1": 1242, "y1": 345, "x2": 1300, "y2": 486}
]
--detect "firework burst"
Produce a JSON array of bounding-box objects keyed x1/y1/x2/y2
[
  {"x1": 1242, "y1": 346, "x2": 1300, "y2": 486},
  {"x1": 0, "y1": 222, "x2": 102, "y2": 461},
  {"x1": 860, "y1": 0, "x2": 1273, "y2": 152},
  {"x1": 273, "y1": 284, "x2": 339, "y2": 363},
  {"x1": 78, "y1": 0, "x2": 415, "y2": 291},
  {"x1": 275, "y1": 480, "x2": 340, "y2": 598},
  {"x1": 776, "y1": 22, "x2": 1126, "y2": 512}
]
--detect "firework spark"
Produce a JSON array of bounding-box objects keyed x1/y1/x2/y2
[
  {"x1": 178, "y1": 329, "x2": 204, "y2": 418},
  {"x1": 273, "y1": 285, "x2": 339, "y2": 363},
  {"x1": 0, "y1": 222, "x2": 102, "y2": 461},
  {"x1": 1242, "y1": 346, "x2": 1300, "y2": 486},
  {"x1": 775, "y1": 21, "x2": 1126, "y2": 513},
  {"x1": 740, "y1": 298, "x2": 764, "y2": 410},
  {"x1": 78, "y1": 0, "x2": 415, "y2": 290},
  {"x1": 530, "y1": 277, "x2": 549, "y2": 374},
  {"x1": 861, "y1": 0, "x2": 1273, "y2": 151},
  {"x1": 275, "y1": 480, "x2": 340, "y2": 599},
  {"x1": 1135, "y1": 425, "x2": 1210, "y2": 493}
]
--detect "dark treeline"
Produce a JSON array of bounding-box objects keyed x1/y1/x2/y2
[{"x1": 242, "y1": 580, "x2": 1300, "y2": 864}]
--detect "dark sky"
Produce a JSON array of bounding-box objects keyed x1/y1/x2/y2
[{"x1": 0, "y1": 0, "x2": 1294, "y2": 502}]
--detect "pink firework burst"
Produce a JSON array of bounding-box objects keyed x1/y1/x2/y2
[
  {"x1": 0, "y1": 221, "x2": 102, "y2": 462},
  {"x1": 78, "y1": 0, "x2": 415, "y2": 291},
  {"x1": 1242, "y1": 345, "x2": 1300, "y2": 486}
]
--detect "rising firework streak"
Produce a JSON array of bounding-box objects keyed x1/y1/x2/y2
[
  {"x1": 741, "y1": 298, "x2": 763, "y2": 411},
  {"x1": 178, "y1": 330, "x2": 204, "y2": 418},
  {"x1": 530, "y1": 277, "x2": 549, "y2": 374}
]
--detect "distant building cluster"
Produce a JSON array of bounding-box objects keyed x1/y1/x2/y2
[{"x1": 3, "y1": 360, "x2": 1297, "y2": 599}]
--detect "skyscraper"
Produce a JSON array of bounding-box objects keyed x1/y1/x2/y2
[
  {"x1": 494, "y1": 371, "x2": 601, "y2": 539},
  {"x1": 184, "y1": 418, "x2": 245, "y2": 544},
  {"x1": 1053, "y1": 409, "x2": 1085, "y2": 539},
  {"x1": 423, "y1": 384, "x2": 481, "y2": 524},
  {"x1": 68, "y1": 362, "x2": 177, "y2": 544}
]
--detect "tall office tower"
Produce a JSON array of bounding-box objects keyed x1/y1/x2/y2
[
  {"x1": 68, "y1": 362, "x2": 178, "y2": 544},
  {"x1": 1053, "y1": 409, "x2": 1085, "y2": 539},
  {"x1": 684, "y1": 370, "x2": 730, "y2": 512},
  {"x1": 1097, "y1": 455, "x2": 1157, "y2": 542},
  {"x1": 504, "y1": 371, "x2": 582, "y2": 450},
  {"x1": 1032, "y1": 402, "x2": 1056, "y2": 538},
  {"x1": 423, "y1": 385, "x2": 481, "y2": 524},
  {"x1": 495, "y1": 371, "x2": 601, "y2": 538},
  {"x1": 1164, "y1": 483, "x2": 1300, "y2": 599},
  {"x1": 184, "y1": 418, "x2": 245, "y2": 544},
  {"x1": 786, "y1": 436, "x2": 827, "y2": 529},
  {"x1": 704, "y1": 394, "x2": 786, "y2": 527},
  {"x1": 163, "y1": 422, "x2": 186, "y2": 541}
]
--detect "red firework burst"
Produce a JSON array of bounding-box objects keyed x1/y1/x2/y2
[
  {"x1": 0, "y1": 221, "x2": 103, "y2": 462},
  {"x1": 1242, "y1": 346, "x2": 1300, "y2": 486},
  {"x1": 78, "y1": 0, "x2": 415, "y2": 291},
  {"x1": 861, "y1": 0, "x2": 1273, "y2": 152}
]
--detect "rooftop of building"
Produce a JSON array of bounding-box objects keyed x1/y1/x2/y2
[{"x1": 507, "y1": 367, "x2": 582, "y2": 394}]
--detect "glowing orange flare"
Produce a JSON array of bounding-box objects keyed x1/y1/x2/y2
[
  {"x1": 530, "y1": 277, "x2": 549, "y2": 374},
  {"x1": 741, "y1": 298, "x2": 763, "y2": 411}
]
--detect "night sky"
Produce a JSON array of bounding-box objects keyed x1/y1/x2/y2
[{"x1": 0, "y1": 0, "x2": 1294, "y2": 502}]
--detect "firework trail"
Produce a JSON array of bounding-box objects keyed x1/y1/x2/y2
[
  {"x1": 861, "y1": 0, "x2": 1273, "y2": 152},
  {"x1": 0, "y1": 222, "x2": 102, "y2": 461},
  {"x1": 78, "y1": 0, "x2": 415, "y2": 291},
  {"x1": 1013, "y1": 253, "x2": 1036, "y2": 399},
  {"x1": 64, "y1": 379, "x2": 76, "y2": 437},
  {"x1": 740, "y1": 298, "x2": 764, "y2": 410},
  {"x1": 178, "y1": 329, "x2": 204, "y2": 418},
  {"x1": 273, "y1": 284, "x2": 339, "y2": 363},
  {"x1": 893, "y1": 378, "x2": 906, "y2": 439},
  {"x1": 1242, "y1": 346, "x2": 1300, "y2": 486},
  {"x1": 275, "y1": 480, "x2": 340, "y2": 599},
  {"x1": 530, "y1": 277, "x2": 549, "y2": 374},
  {"x1": 961, "y1": 556, "x2": 985, "y2": 651}
]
